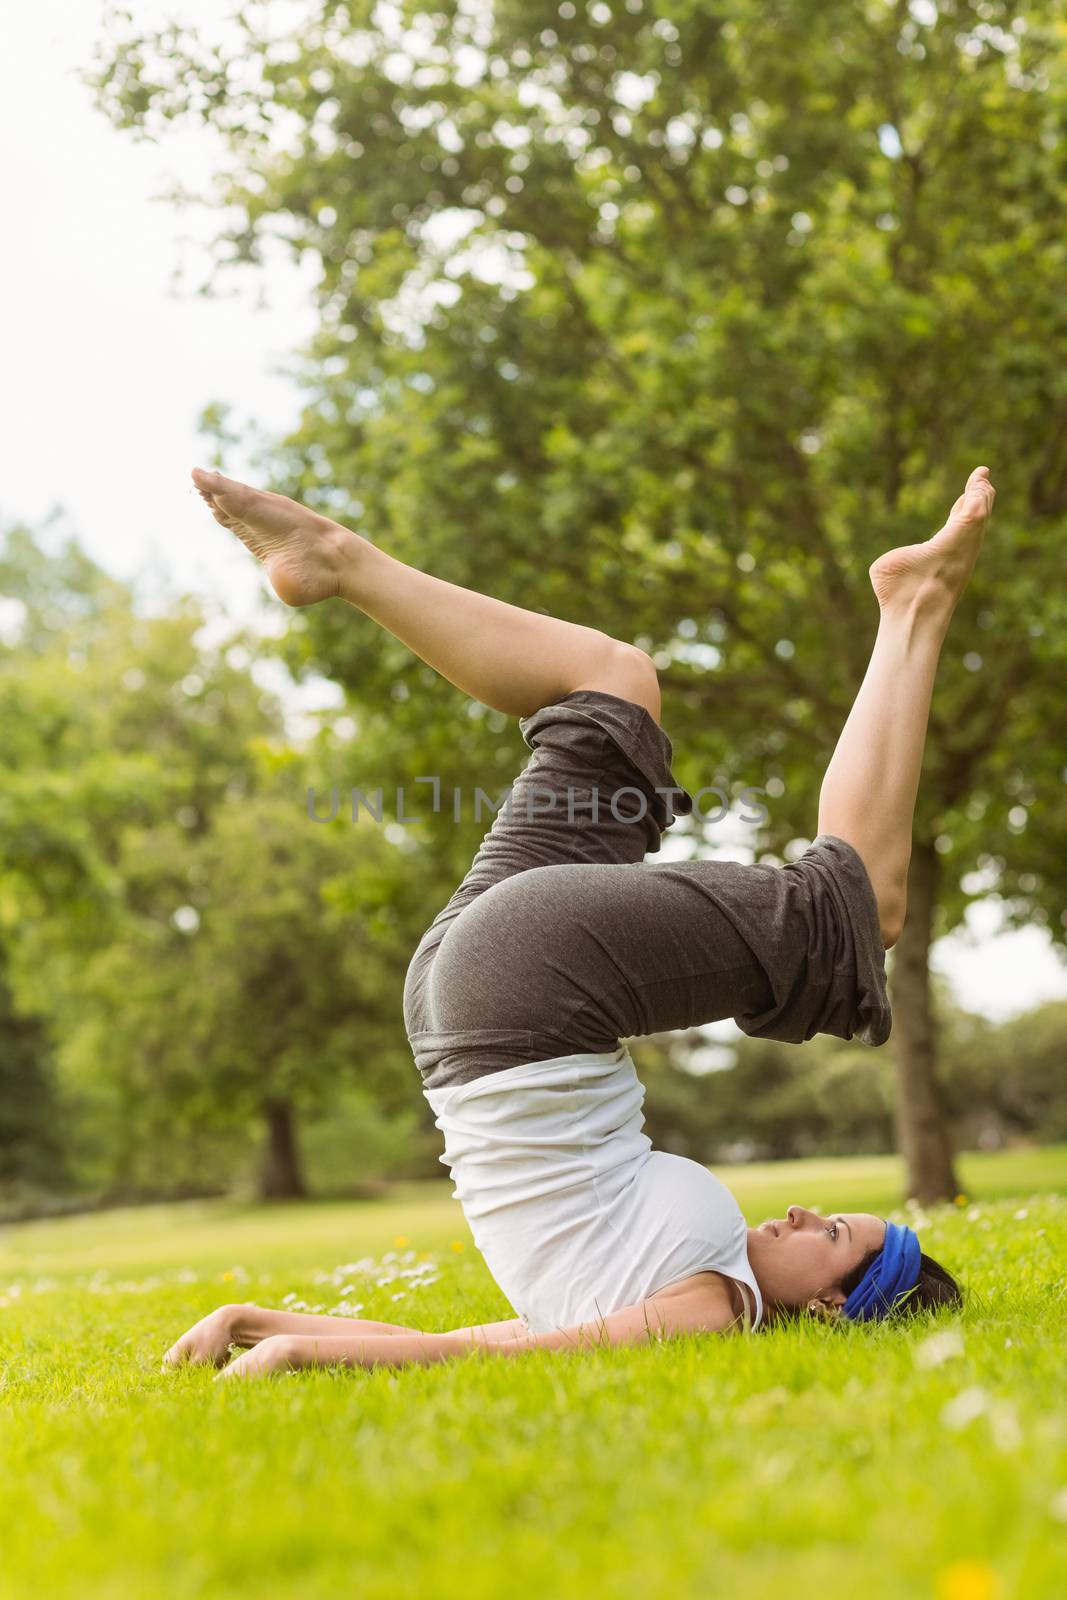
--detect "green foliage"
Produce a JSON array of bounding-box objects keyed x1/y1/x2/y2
[
  {"x1": 0, "y1": 522, "x2": 420, "y2": 1203},
  {"x1": 74, "y1": 788, "x2": 410, "y2": 1131},
  {"x1": 6, "y1": 3, "x2": 1065, "y2": 1209},
  {"x1": 938, "y1": 997, "x2": 1067, "y2": 1145},
  {"x1": 2, "y1": 514, "x2": 1065, "y2": 1209},
  {"x1": 1, "y1": 1150, "x2": 1066, "y2": 1599},
  {"x1": 0, "y1": 947, "x2": 65, "y2": 1196},
  {"x1": 637, "y1": 990, "x2": 1067, "y2": 1164},
  {"x1": 85, "y1": 8, "x2": 1067, "y2": 1202},
  {"x1": 89, "y1": 1, "x2": 1067, "y2": 939}
]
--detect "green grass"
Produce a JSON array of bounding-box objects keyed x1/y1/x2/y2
[{"x1": 2, "y1": 1149, "x2": 1065, "y2": 1600}]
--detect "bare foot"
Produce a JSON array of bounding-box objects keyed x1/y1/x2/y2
[
  {"x1": 191, "y1": 468, "x2": 358, "y2": 607},
  {"x1": 869, "y1": 466, "x2": 996, "y2": 616}
]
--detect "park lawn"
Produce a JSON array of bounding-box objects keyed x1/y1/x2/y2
[{"x1": 1, "y1": 1149, "x2": 1065, "y2": 1600}]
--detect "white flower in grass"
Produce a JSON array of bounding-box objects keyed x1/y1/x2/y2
[
  {"x1": 1014, "y1": 1208, "x2": 1029, "y2": 1220},
  {"x1": 941, "y1": 1387, "x2": 989, "y2": 1430},
  {"x1": 316, "y1": 1259, "x2": 374, "y2": 1286},
  {"x1": 967, "y1": 1206, "x2": 982, "y2": 1222},
  {"x1": 989, "y1": 1403, "x2": 1022, "y2": 1453},
  {"x1": 1050, "y1": 1488, "x2": 1067, "y2": 1523},
  {"x1": 391, "y1": 1292, "x2": 407, "y2": 1301},
  {"x1": 914, "y1": 1330, "x2": 965, "y2": 1370},
  {"x1": 314, "y1": 1252, "x2": 441, "y2": 1295}
]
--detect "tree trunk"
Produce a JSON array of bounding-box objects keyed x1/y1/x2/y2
[
  {"x1": 259, "y1": 1097, "x2": 307, "y2": 1201},
  {"x1": 889, "y1": 841, "x2": 959, "y2": 1203}
]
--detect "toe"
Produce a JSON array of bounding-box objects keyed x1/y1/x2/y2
[
  {"x1": 192, "y1": 467, "x2": 251, "y2": 508},
  {"x1": 191, "y1": 471, "x2": 258, "y2": 535}
]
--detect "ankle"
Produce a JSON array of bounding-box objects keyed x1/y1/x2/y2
[
  {"x1": 324, "y1": 522, "x2": 371, "y2": 601},
  {"x1": 877, "y1": 584, "x2": 955, "y2": 643}
]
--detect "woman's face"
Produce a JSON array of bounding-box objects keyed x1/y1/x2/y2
[{"x1": 746, "y1": 1206, "x2": 887, "y2": 1316}]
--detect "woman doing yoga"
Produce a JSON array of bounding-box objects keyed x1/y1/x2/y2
[{"x1": 166, "y1": 463, "x2": 995, "y2": 1379}]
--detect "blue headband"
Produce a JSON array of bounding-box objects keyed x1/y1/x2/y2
[{"x1": 842, "y1": 1221, "x2": 922, "y2": 1322}]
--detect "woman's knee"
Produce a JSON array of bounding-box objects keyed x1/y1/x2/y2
[
  {"x1": 878, "y1": 888, "x2": 907, "y2": 949},
  {"x1": 575, "y1": 641, "x2": 661, "y2": 722}
]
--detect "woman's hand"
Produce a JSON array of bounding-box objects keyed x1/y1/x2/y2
[
  {"x1": 162, "y1": 1303, "x2": 249, "y2": 1369},
  {"x1": 214, "y1": 1334, "x2": 298, "y2": 1381}
]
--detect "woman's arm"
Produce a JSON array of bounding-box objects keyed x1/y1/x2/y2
[
  {"x1": 163, "y1": 1302, "x2": 421, "y2": 1368},
  {"x1": 164, "y1": 1303, "x2": 531, "y2": 1369},
  {"x1": 216, "y1": 1279, "x2": 742, "y2": 1379}
]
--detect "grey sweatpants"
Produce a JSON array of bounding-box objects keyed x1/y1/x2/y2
[{"x1": 402, "y1": 690, "x2": 892, "y2": 1091}]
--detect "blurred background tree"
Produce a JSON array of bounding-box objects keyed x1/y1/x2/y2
[
  {"x1": 1, "y1": 511, "x2": 1064, "y2": 1218},
  {"x1": 0, "y1": 946, "x2": 65, "y2": 1196},
  {"x1": 633, "y1": 986, "x2": 1067, "y2": 1167},
  {"x1": 1, "y1": 0, "x2": 1060, "y2": 1213},
  {"x1": 0, "y1": 519, "x2": 418, "y2": 1206},
  {"x1": 88, "y1": 0, "x2": 1067, "y2": 1201}
]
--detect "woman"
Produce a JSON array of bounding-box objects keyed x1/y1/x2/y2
[{"x1": 166, "y1": 462, "x2": 995, "y2": 1380}]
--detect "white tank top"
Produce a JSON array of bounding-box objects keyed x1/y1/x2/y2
[{"x1": 423, "y1": 1046, "x2": 763, "y2": 1336}]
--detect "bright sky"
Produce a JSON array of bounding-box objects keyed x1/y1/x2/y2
[
  {"x1": 0, "y1": 0, "x2": 318, "y2": 620},
  {"x1": 4, "y1": 0, "x2": 1065, "y2": 1025}
]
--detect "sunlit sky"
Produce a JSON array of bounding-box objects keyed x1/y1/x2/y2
[{"x1": 4, "y1": 0, "x2": 1066, "y2": 1024}]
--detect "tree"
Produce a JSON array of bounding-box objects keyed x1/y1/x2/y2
[
  {"x1": 70, "y1": 772, "x2": 415, "y2": 1201},
  {"x1": 1, "y1": 520, "x2": 416, "y2": 1201},
  {"x1": 91, "y1": 0, "x2": 1067, "y2": 1199},
  {"x1": 0, "y1": 943, "x2": 66, "y2": 1205}
]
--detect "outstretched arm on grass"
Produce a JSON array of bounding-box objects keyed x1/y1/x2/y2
[
  {"x1": 214, "y1": 1277, "x2": 744, "y2": 1379},
  {"x1": 162, "y1": 1302, "x2": 531, "y2": 1369}
]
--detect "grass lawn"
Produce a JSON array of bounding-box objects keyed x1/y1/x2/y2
[{"x1": 1, "y1": 1147, "x2": 1065, "y2": 1600}]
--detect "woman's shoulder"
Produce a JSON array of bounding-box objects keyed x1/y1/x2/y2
[
  {"x1": 646, "y1": 1268, "x2": 750, "y2": 1329},
  {"x1": 635, "y1": 1153, "x2": 761, "y2": 1327}
]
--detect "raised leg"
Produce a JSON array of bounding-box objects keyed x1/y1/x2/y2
[
  {"x1": 817, "y1": 466, "x2": 996, "y2": 947},
  {"x1": 190, "y1": 468, "x2": 659, "y2": 720},
  {"x1": 189, "y1": 462, "x2": 995, "y2": 957}
]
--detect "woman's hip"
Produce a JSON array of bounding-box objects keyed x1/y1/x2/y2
[{"x1": 406, "y1": 840, "x2": 893, "y2": 1089}]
